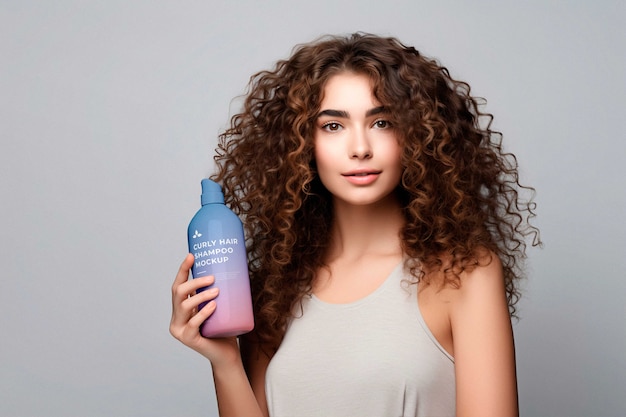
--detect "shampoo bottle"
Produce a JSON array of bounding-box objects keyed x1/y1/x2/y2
[{"x1": 187, "y1": 179, "x2": 254, "y2": 338}]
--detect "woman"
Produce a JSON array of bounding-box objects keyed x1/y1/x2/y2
[{"x1": 170, "y1": 33, "x2": 540, "y2": 417}]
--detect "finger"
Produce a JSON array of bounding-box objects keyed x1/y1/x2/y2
[
  {"x1": 188, "y1": 300, "x2": 217, "y2": 329},
  {"x1": 190, "y1": 275, "x2": 216, "y2": 292},
  {"x1": 173, "y1": 253, "x2": 195, "y2": 287},
  {"x1": 174, "y1": 275, "x2": 216, "y2": 304},
  {"x1": 172, "y1": 257, "x2": 215, "y2": 302},
  {"x1": 181, "y1": 286, "x2": 220, "y2": 313},
  {"x1": 172, "y1": 282, "x2": 218, "y2": 325}
]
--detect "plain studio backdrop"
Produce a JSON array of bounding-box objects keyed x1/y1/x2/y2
[{"x1": 1, "y1": 1, "x2": 624, "y2": 416}]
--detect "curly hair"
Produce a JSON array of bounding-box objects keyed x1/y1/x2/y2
[{"x1": 212, "y1": 33, "x2": 540, "y2": 350}]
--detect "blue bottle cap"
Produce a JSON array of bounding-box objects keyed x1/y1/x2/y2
[{"x1": 200, "y1": 179, "x2": 224, "y2": 205}]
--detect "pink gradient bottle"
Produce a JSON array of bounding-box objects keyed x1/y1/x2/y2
[{"x1": 187, "y1": 179, "x2": 254, "y2": 337}]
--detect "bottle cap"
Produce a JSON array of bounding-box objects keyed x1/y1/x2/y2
[{"x1": 200, "y1": 179, "x2": 224, "y2": 205}]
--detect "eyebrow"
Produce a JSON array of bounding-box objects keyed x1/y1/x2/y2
[{"x1": 317, "y1": 106, "x2": 387, "y2": 119}]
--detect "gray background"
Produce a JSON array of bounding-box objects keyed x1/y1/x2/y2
[{"x1": 1, "y1": 1, "x2": 625, "y2": 416}]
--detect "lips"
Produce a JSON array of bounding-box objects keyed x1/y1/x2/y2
[
  {"x1": 342, "y1": 169, "x2": 382, "y2": 177},
  {"x1": 341, "y1": 169, "x2": 382, "y2": 185}
]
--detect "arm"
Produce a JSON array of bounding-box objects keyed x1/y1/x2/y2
[
  {"x1": 449, "y1": 256, "x2": 519, "y2": 417},
  {"x1": 240, "y1": 336, "x2": 272, "y2": 417},
  {"x1": 170, "y1": 254, "x2": 267, "y2": 417}
]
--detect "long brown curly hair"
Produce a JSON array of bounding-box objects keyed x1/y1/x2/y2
[{"x1": 212, "y1": 33, "x2": 540, "y2": 350}]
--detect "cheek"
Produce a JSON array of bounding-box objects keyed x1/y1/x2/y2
[
  {"x1": 314, "y1": 156, "x2": 332, "y2": 183},
  {"x1": 384, "y1": 143, "x2": 402, "y2": 169},
  {"x1": 387, "y1": 148, "x2": 404, "y2": 184},
  {"x1": 313, "y1": 140, "x2": 333, "y2": 170}
]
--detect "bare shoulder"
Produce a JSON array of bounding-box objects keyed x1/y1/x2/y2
[
  {"x1": 446, "y1": 252, "x2": 512, "y2": 351},
  {"x1": 450, "y1": 253, "x2": 507, "y2": 310},
  {"x1": 419, "y1": 253, "x2": 506, "y2": 311},
  {"x1": 417, "y1": 254, "x2": 508, "y2": 357}
]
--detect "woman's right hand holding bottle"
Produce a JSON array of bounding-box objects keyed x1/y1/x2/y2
[{"x1": 169, "y1": 254, "x2": 241, "y2": 368}]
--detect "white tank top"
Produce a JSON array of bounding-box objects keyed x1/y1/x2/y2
[{"x1": 265, "y1": 262, "x2": 456, "y2": 417}]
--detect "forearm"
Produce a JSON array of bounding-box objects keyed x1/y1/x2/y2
[
  {"x1": 212, "y1": 359, "x2": 265, "y2": 417},
  {"x1": 171, "y1": 256, "x2": 265, "y2": 416}
]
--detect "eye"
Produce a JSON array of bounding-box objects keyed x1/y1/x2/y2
[
  {"x1": 321, "y1": 122, "x2": 342, "y2": 132},
  {"x1": 373, "y1": 119, "x2": 391, "y2": 129}
]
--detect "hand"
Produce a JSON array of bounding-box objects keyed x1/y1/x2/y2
[{"x1": 169, "y1": 254, "x2": 241, "y2": 368}]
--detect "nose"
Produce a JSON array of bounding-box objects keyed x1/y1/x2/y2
[{"x1": 350, "y1": 128, "x2": 372, "y2": 159}]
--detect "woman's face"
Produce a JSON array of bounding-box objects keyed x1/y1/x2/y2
[{"x1": 314, "y1": 72, "x2": 402, "y2": 208}]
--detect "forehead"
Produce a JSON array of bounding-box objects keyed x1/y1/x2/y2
[{"x1": 319, "y1": 72, "x2": 379, "y2": 109}]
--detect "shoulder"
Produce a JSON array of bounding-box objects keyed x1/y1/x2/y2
[
  {"x1": 419, "y1": 252, "x2": 507, "y2": 311},
  {"x1": 442, "y1": 253, "x2": 511, "y2": 349},
  {"x1": 450, "y1": 254, "x2": 507, "y2": 313},
  {"x1": 417, "y1": 253, "x2": 509, "y2": 356}
]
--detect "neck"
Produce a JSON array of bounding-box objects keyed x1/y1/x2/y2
[{"x1": 325, "y1": 194, "x2": 405, "y2": 263}]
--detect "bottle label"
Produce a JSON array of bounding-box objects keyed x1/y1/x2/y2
[
  {"x1": 189, "y1": 227, "x2": 246, "y2": 281},
  {"x1": 191, "y1": 237, "x2": 239, "y2": 267}
]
